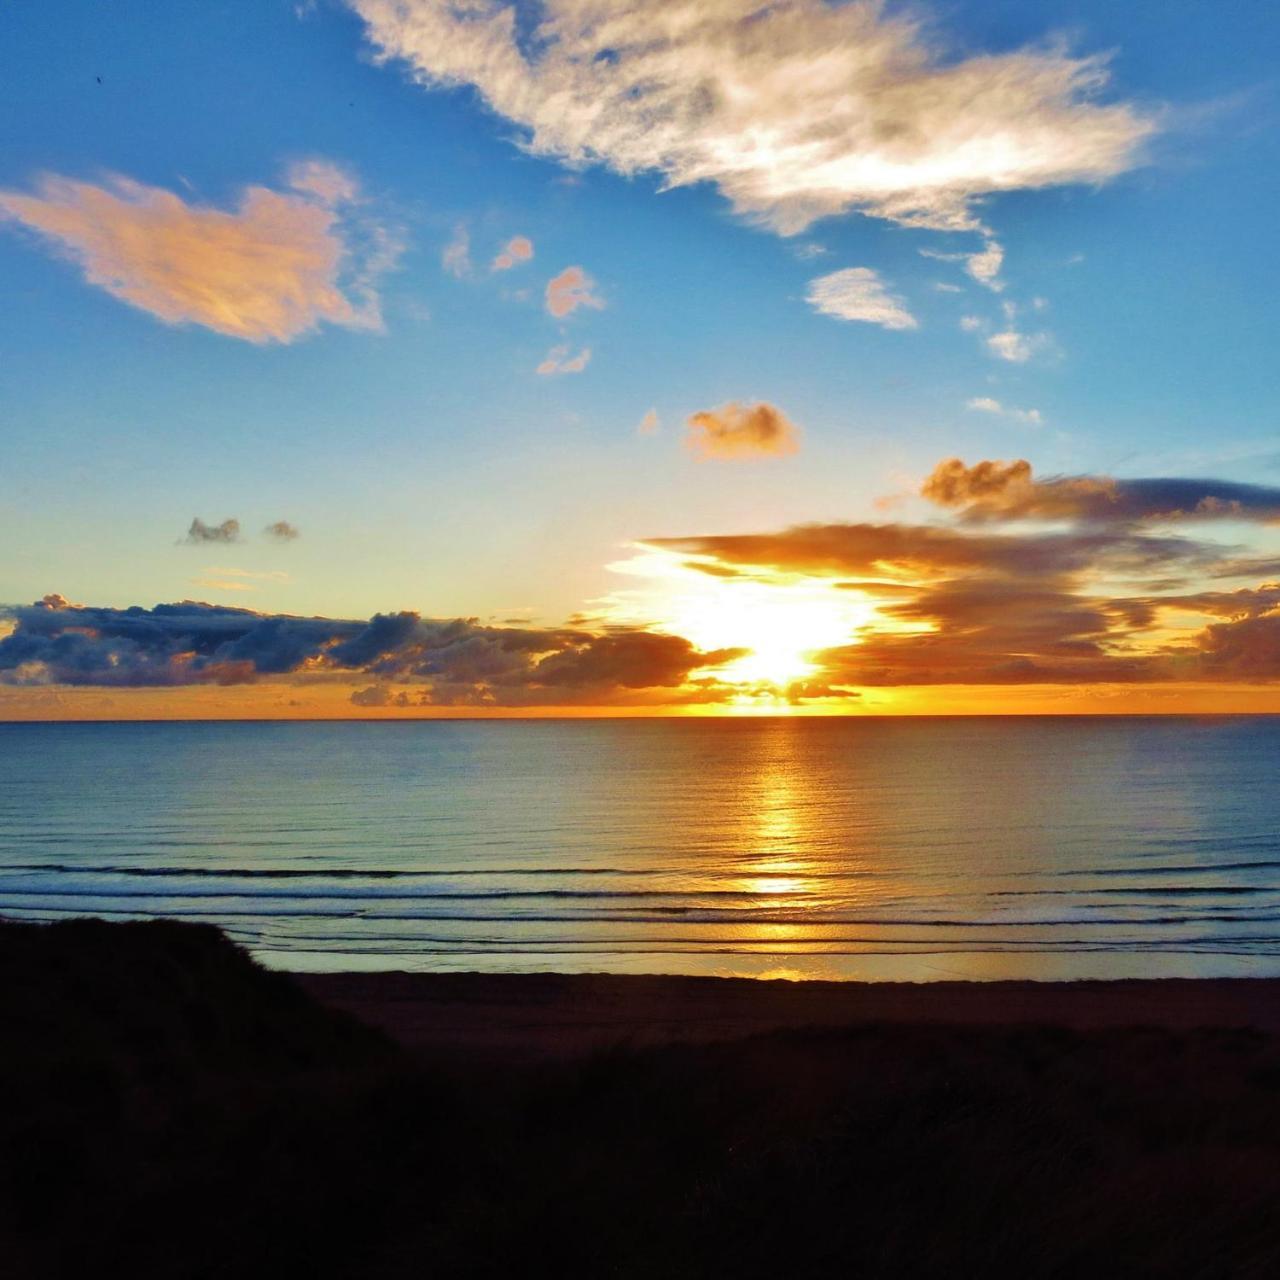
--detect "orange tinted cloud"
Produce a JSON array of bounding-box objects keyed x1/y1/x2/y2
[
  {"x1": 923, "y1": 458, "x2": 1038, "y2": 509},
  {"x1": 923, "y1": 458, "x2": 1280, "y2": 524},
  {"x1": 545, "y1": 265, "x2": 602, "y2": 317},
  {"x1": 652, "y1": 521, "x2": 1206, "y2": 583},
  {"x1": 0, "y1": 162, "x2": 395, "y2": 342},
  {"x1": 686, "y1": 402, "x2": 800, "y2": 461}
]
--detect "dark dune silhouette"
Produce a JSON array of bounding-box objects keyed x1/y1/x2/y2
[{"x1": 3, "y1": 918, "x2": 1280, "y2": 1277}]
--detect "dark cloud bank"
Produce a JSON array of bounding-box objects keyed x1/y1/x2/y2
[
  {"x1": 183, "y1": 518, "x2": 240, "y2": 545},
  {"x1": 0, "y1": 598, "x2": 742, "y2": 706},
  {"x1": 923, "y1": 458, "x2": 1280, "y2": 526},
  {"x1": 182, "y1": 517, "x2": 300, "y2": 545}
]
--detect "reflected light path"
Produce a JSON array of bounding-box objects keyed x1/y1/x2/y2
[{"x1": 732, "y1": 721, "x2": 863, "y2": 962}]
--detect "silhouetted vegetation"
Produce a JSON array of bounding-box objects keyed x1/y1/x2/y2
[{"x1": 2, "y1": 919, "x2": 1279, "y2": 1277}]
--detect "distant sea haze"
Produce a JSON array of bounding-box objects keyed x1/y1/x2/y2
[{"x1": 2, "y1": 718, "x2": 1278, "y2": 982}]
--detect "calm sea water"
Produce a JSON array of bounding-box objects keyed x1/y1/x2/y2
[{"x1": 2, "y1": 718, "x2": 1278, "y2": 981}]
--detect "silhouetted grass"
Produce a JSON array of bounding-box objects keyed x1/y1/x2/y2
[{"x1": 2, "y1": 919, "x2": 1279, "y2": 1277}]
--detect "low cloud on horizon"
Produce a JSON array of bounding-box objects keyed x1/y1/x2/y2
[{"x1": 0, "y1": 598, "x2": 744, "y2": 708}]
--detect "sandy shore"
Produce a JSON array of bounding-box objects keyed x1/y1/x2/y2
[
  {"x1": 7, "y1": 920, "x2": 1280, "y2": 1276},
  {"x1": 298, "y1": 970, "x2": 1280, "y2": 1060}
]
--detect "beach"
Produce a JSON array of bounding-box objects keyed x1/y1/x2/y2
[
  {"x1": 300, "y1": 968, "x2": 1280, "y2": 1059},
  {"x1": 5, "y1": 917, "x2": 1280, "y2": 1277}
]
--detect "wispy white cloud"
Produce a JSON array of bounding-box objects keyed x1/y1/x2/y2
[
  {"x1": 536, "y1": 343, "x2": 591, "y2": 375},
  {"x1": 922, "y1": 239, "x2": 1004, "y2": 291},
  {"x1": 193, "y1": 566, "x2": 292, "y2": 591},
  {"x1": 806, "y1": 267, "x2": 917, "y2": 330},
  {"x1": 206, "y1": 567, "x2": 292, "y2": 581},
  {"x1": 352, "y1": 0, "x2": 1153, "y2": 235},
  {"x1": 637, "y1": 409, "x2": 660, "y2": 436},
  {"x1": 0, "y1": 161, "x2": 398, "y2": 343},
  {"x1": 966, "y1": 396, "x2": 1043, "y2": 424},
  {"x1": 192, "y1": 578, "x2": 257, "y2": 593},
  {"x1": 986, "y1": 330, "x2": 1042, "y2": 363},
  {"x1": 959, "y1": 304, "x2": 1049, "y2": 362},
  {"x1": 287, "y1": 159, "x2": 359, "y2": 206},
  {"x1": 965, "y1": 240, "x2": 1004, "y2": 291},
  {"x1": 442, "y1": 223, "x2": 471, "y2": 277},
  {"x1": 545, "y1": 265, "x2": 602, "y2": 318}
]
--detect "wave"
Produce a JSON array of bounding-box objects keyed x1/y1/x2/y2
[
  {"x1": 0, "y1": 886, "x2": 806, "y2": 902},
  {"x1": 996, "y1": 886, "x2": 1274, "y2": 897},
  {"x1": 10, "y1": 859, "x2": 1280, "y2": 883},
  {"x1": 4, "y1": 902, "x2": 1278, "y2": 928},
  {"x1": 1055, "y1": 861, "x2": 1280, "y2": 878},
  {"x1": 0, "y1": 863, "x2": 710, "y2": 879}
]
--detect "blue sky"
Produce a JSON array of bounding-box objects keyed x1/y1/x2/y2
[{"x1": 3, "y1": 1, "x2": 1280, "y2": 715}]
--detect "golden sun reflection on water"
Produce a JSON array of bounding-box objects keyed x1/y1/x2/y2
[
  {"x1": 731, "y1": 725, "x2": 826, "y2": 939},
  {"x1": 723, "y1": 721, "x2": 905, "y2": 961}
]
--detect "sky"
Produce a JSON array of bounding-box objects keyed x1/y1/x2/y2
[{"x1": 2, "y1": 0, "x2": 1280, "y2": 717}]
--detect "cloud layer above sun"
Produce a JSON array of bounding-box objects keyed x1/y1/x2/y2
[
  {"x1": 0, "y1": 161, "x2": 398, "y2": 342},
  {"x1": 352, "y1": 0, "x2": 1154, "y2": 234},
  {"x1": 647, "y1": 458, "x2": 1280, "y2": 690}
]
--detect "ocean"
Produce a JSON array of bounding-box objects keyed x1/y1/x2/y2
[{"x1": 2, "y1": 717, "x2": 1278, "y2": 980}]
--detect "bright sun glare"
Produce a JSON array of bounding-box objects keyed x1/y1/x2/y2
[{"x1": 602, "y1": 548, "x2": 876, "y2": 694}]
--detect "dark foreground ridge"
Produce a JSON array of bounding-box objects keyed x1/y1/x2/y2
[{"x1": 3, "y1": 920, "x2": 1280, "y2": 1278}]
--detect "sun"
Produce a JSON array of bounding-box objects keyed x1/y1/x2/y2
[{"x1": 599, "y1": 547, "x2": 876, "y2": 693}]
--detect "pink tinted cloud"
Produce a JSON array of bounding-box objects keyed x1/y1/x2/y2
[
  {"x1": 0, "y1": 162, "x2": 393, "y2": 343},
  {"x1": 545, "y1": 265, "x2": 603, "y2": 318},
  {"x1": 536, "y1": 344, "x2": 591, "y2": 375},
  {"x1": 492, "y1": 234, "x2": 533, "y2": 271}
]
